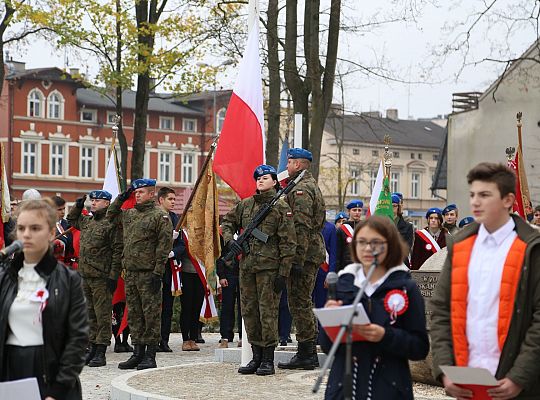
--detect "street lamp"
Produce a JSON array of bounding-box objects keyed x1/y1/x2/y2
[{"x1": 197, "y1": 59, "x2": 234, "y2": 135}]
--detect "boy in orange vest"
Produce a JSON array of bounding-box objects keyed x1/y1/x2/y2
[{"x1": 431, "y1": 162, "x2": 540, "y2": 400}]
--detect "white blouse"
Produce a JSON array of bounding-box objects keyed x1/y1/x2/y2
[{"x1": 6, "y1": 262, "x2": 47, "y2": 346}]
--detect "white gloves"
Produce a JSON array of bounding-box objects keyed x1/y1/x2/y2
[
  {"x1": 172, "y1": 230, "x2": 179, "y2": 240},
  {"x1": 168, "y1": 251, "x2": 175, "y2": 258}
]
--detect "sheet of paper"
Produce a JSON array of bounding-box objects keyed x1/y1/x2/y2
[
  {"x1": 313, "y1": 303, "x2": 370, "y2": 327},
  {"x1": 440, "y1": 366, "x2": 498, "y2": 386},
  {"x1": 0, "y1": 377, "x2": 41, "y2": 399}
]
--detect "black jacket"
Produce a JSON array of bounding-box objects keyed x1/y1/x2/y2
[
  {"x1": 320, "y1": 265, "x2": 429, "y2": 400},
  {"x1": 0, "y1": 251, "x2": 89, "y2": 400},
  {"x1": 335, "y1": 221, "x2": 359, "y2": 273}
]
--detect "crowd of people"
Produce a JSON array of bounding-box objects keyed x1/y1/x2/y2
[{"x1": 1, "y1": 155, "x2": 539, "y2": 400}]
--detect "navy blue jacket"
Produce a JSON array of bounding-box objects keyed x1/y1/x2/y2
[{"x1": 320, "y1": 265, "x2": 429, "y2": 400}]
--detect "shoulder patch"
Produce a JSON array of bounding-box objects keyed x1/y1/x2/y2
[
  {"x1": 286, "y1": 211, "x2": 293, "y2": 218},
  {"x1": 296, "y1": 190, "x2": 304, "y2": 196}
]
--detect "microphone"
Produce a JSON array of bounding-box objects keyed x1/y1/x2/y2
[
  {"x1": 326, "y1": 271, "x2": 338, "y2": 301},
  {"x1": 0, "y1": 240, "x2": 23, "y2": 260}
]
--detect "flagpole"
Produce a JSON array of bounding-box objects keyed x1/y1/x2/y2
[
  {"x1": 516, "y1": 112, "x2": 523, "y2": 154},
  {"x1": 175, "y1": 138, "x2": 218, "y2": 231}
]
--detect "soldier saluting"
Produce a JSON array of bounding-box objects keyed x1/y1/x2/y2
[
  {"x1": 67, "y1": 189, "x2": 123, "y2": 367},
  {"x1": 107, "y1": 178, "x2": 173, "y2": 370}
]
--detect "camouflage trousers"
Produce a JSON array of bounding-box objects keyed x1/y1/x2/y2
[
  {"x1": 83, "y1": 277, "x2": 113, "y2": 345},
  {"x1": 125, "y1": 270, "x2": 162, "y2": 345},
  {"x1": 239, "y1": 269, "x2": 280, "y2": 347},
  {"x1": 287, "y1": 261, "x2": 319, "y2": 343}
]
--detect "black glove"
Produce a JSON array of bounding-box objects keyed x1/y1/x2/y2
[
  {"x1": 75, "y1": 195, "x2": 87, "y2": 208},
  {"x1": 226, "y1": 240, "x2": 244, "y2": 258},
  {"x1": 150, "y1": 274, "x2": 162, "y2": 294},
  {"x1": 106, "y1": 277, "x2": 117, "y2": 294},
  {"x1": 290, "y1": 264, "x2": 302, "y2": 278},
  {"x1": 273, "y1": 275, "x2": 287, "y2": 294},
  {"x1": 118, "y1": 187, "x2": 133, "y2": 202}
]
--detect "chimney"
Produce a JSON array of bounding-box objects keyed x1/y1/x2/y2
[
  {"x1": 386, "y1": 109, "x2": 398, "y2": 121},
  {"x1": 360, "y1": 111, "x2": 382, "y2": 119},
  {"x1": 8, "y1": 60, "x2": 26, "y2": 73},
  {"x1": 69, "y1": 68, "x2": 80, "y2": 76}
]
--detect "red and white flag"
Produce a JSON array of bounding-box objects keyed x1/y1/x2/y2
[{"x1": 213, "y1": 21, "x2": 265, "y2": 199}]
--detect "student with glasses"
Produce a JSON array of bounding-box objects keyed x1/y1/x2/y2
[{"x1": 321, "y1": 215, "x2": 429, "y2": 400}]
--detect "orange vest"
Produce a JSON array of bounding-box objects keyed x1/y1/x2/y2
[{"x1": 450, "y1": 234, "x2": 526, "y2": 366}]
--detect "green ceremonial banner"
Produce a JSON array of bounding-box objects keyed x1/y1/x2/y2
[{"x1": 374, "y1": 175, "x2": 393, "y2": 219}]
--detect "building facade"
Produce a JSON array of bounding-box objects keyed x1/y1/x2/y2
[
  {"x1": 0, "y1": 60, "x2": 232, "y2": 212},
  {"x1": 320, "y1": 110, "x2": 447, "y2": 228}
]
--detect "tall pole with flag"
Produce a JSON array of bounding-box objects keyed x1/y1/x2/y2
[
  {"x1": 0, "y1": 143, "x2": 10, "y2": 248},
  {"x1": 506, "y1": 112, "x2": 532, "y2": 219},
  {"x1": 368, "y1": 136, "x2": 394, "y2": 219},
  {"x1": 212, "y1": 13, "x2": 265, "y2": 199}
]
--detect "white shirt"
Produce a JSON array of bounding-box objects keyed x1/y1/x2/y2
[
  {"x1": 466, "y1": 217, "x2": 517, "y2": 375},
  {"x1": 7, "y1": 262, "x2": 46, "y2": 346},
  {"x1": 341, "y1": 263, "x2": 409, "y2": 297}
]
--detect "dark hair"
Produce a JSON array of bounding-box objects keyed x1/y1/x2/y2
[
  {"x1": 51, "y1": 195, "x2": 66, "y2": 207},
  {"x1": 350, "y1": 215, "x2": 408, "y2": 269},
  {"x1": 535, "y1": 205, "x2": 540, "y2": 213},
  {"x1": 157, "y1": 187, "x2": 175, "y2": 199},
  {"x1": 466, "y1": 162, "x2": 516, "y2": 198}
]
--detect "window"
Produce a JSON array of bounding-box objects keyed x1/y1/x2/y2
[
  {"x1": 390, "y1": 172, "x2": 400, "y2": 193},
  {"x1": 159, "y1": 116, "x2": 174, "y2": 131},
  {"x1": 81, "y1": 109, "x2": 97, "y2": 123},
  {"x1": 28, "y1": 89, "x2": 44, "y2": 117},
  {"x1": 369, "y1": 170, "x2": 377, "y2": 192},
  {"x1": 80, "y1": 146, "x2": 94, "y2": 178},
  {"x1": 350, "y1": 168, "x2": 360, "y2": 195},
  {"x1": 352, "y1": 148, "x2": 360, "y2": 155},
  {"x1": 182, "y1": 153, "x2": 195, "y2": 183},
  {"x1": 183, "y1": 118, "x2": 197, "y2": 132},
  {"x1": 22, "y1": 142, "x2": 37, "y2": 174},
  {"x1": 410, "y1": 153, "x2": 415, "y2": 159},
  {"x1": 216, "y1": 108, "x2": 226, "y2": 133},
  {"x1": 393, "y1": 151, "x2": 400, "y2": 158},
  {"x1": 418, "y1": 153, "x2": 423, "y2": 160},
  {"x1": 433, "y1": 153, "x2": 439, "y2": 161},
  {"x1": 159, "y1": 152, "x2": 172, "y2": 182},
  {"x1": 47, "y1": 91, "x2": 63, "y2": 119},
  {"x1": 411, "y1": 172, "x2": 420, "y2": 199},
  {"x1": 50, "y1": 143, "x2": 65, "y2": 176},
  {"x1": 106, "y1": 111, "x2": 119, "y2": 125},
  {"x1": 372, "y1": 150, "x2": 379, "y2": 157}
]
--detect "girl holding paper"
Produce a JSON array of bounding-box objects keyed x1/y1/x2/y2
[
  {"x1": 321, "y1": 215, "x2": 429, "y2": 400},
  {"x1": 0, "y1": 199, "x2": 88, "y2": 400}
]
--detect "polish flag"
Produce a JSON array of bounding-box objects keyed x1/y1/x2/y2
[
  {"x1": 213, "y1": 21, "x2": 265, "y2": 199},
  {"x1": 368, "y1": 161, "x2": 384, "y2": 217}
]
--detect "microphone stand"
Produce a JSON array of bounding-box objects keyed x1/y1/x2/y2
[{"x1": 312, "y1": 249, "x2": 381, "y2": 399}]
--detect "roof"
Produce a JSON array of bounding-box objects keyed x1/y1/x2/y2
[
  {"x1": 431, "y1": 126, "x2": 448, "y2": 190},
  {"x1": 6, "y1": 67, "x2": 86, "y2": 88},
  {"x1": 324, "y1": 113, "x2": 446, "y2": 149},
  {"x1": 174, "y1": 89, "x2": 233, "y2": 103},
  {"x1": 76, "y1": 88, "x2": 204, "y2": 115}
]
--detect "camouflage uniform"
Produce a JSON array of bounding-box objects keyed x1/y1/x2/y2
[
  {"x1": 283, "y1": 169, "x2": 325, "y2": 345},
  {"x1": 107, "y1": 198, "x2": 173, "y2": 345},
  {"x1": 67, "y1": 204, "x2": 122, "y2": 346},
  {"x1": 221, "y1": 188, "x2": 297, "y2": 347}
]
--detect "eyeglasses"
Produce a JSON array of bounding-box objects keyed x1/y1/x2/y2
[{"x1": 353, "y1": 239, "x2": 387, "y2": 249}]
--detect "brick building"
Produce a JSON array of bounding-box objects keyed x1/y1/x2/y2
[{"x1": 0, "y1": 60, "x2": 232, "y2": 212}]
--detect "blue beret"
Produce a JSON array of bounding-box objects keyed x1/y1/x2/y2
[
  {"x1": 459, "y1": 216, "x2": 474, "y2": 228},
  {"x1": 334, "y1": 211, "x2": 348, "y2": 223},
  {"x1": 391, "y1": 194, "x2": 401, "y2": 204},
  {"x1": 253, "y1": 164, "x2": 277, "y2": 180},
  {"x1": 287, "y1": 148, "x2": 312, "y2": 162},
  {"x1": 346, "y1": 199, "x2": 364, "y2": 210},
  {"x1": 89, "y1": 190, "x2": 112, "y2": 201},
  {"x1": 131, "y1": 178, "x2": 157, "y2": 189},
  {"x1": 426, "y1": 207, "x2": 443, "y2": 219},
  {"x1": 442, "y1": 203, "x2": 458, "y2": 215},
  {"x1": 392, "y1": 192, "x2": 403, "y2": 201}
]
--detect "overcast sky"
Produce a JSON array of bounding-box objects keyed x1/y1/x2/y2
[{"x1": 7, "y1": 0, "x2": 535, "y2": 120}]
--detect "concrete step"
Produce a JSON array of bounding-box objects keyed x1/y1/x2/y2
[{"x1": 215, "y1": 346, "x2": 329, "y2": 366}]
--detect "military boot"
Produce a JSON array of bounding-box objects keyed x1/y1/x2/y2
[
  {"x1": 88, "y1": 344, "x2": 107, "y2": 367},
  {"x1": 277, "y1": 341, "x2": 317, "y2": 370},
  {"x1": 238, "y1": 345, "x2": 263, "y2": 374},
  {"x1": 137, "y1": 344, "x2": 157, "y2": 370},
  {"x1": 256, "y1": 347, "x2": 275, "y2": 376},
  {"x1": 85, "y1": 343, "x2": 96, "y2": 365},
  {"x1": 118, "y1": 344, "x2": 145, "y2": 370}
]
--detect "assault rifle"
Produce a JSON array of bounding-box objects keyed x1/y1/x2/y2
[{"x1": 221, "y1": 169, "x2": 306, "y2": 263}]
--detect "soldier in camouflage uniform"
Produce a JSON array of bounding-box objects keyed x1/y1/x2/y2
[
  {"x1": 221, "y1": 165, "x2": 297, "y2": 376},
  {"x1": 67, "y1": 189, "x2": 122, "y2": 367},
  {"x1": 107, "y1": 178, "x2": 173, "y2": 370},
  {"x1": 277, "y1": 148, "x2": 326, "y2": 370}
]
